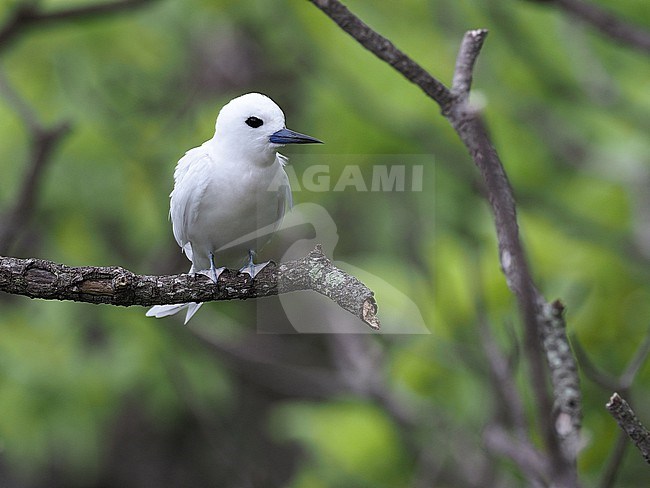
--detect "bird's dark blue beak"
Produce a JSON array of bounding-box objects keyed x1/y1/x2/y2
[{"x1": 269, "y1": 128, "x2": 323, "y2": 145}]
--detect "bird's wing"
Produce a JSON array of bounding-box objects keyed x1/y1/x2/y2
[{"x1": 170, "y1": 145, "x2": 212, "y2": 254}]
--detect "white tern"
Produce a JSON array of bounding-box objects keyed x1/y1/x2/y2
[{"x1": 146, "y1": 93, "x2": 322, "y2": 324}]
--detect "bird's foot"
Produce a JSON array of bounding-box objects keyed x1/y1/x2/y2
[
  {"x1": 198, "y1": 251, "x2": 224, "y2": 283},
  {"x1": 240, "y1": 260, "x2": 270, "y2": 278},
  {"x1": 240, "y1": 249, "x2": 269, "y2": 278},
  {"x1": 197, "y1": 266, "x2": 225, "y2": 283}
]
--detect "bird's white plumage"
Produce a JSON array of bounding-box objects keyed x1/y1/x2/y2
[{"x1": 147, "y1": 93, "x2": 317, "y2": 324}]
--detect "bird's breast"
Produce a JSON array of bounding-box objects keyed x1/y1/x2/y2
[{"x1": 186, "y1": 156, "x2": 289, "y2": 267}]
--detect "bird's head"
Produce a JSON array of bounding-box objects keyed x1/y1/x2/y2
[{"x1": 213, "y1": 93, "x2": 322, "y2": 164}]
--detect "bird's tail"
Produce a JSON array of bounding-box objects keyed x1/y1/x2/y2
[
  {"x1": 146, "y1": 263, "x2": 203, "y2": 324},
  {"x1": 146, "y1": 302, "x2": 203, "y2": 325}
]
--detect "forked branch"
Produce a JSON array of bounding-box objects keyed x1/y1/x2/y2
[{"x1": 308, "y1": 0, "x2": 580, "y2": 484}]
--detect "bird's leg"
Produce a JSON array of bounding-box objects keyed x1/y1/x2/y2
[
  {"x1": 240, "y1": 249, "x2": 270, "y2": 278},
  {"x1": 246, "y1": 249, "x2": 255, "y2": 276},
  {"x1": 197, "y1": 252, "x2": 225, "y2": 283},
  {"x1": 209, "y1": 251, "x2": 225, "y2": 283}
]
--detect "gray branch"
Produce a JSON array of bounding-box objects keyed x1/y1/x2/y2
[
  {"x1": 308, "y1": 0, "x2": 453, "y2": 111},
  {"x1": 309, "y1": 0, "x2": 580, "y2": 483},
  {"x1": 0, "y1": 0, "x2": 159, "y2": 52},
  {"x1": 451, "y1": 29, "x2": 488, "y2": 102},
  {"x1": 533, "y1": 0, "x2": 650, "y2": 55},
  {"x1": 0, "y1": 0, "x2": 160, "y2": 252},
  {"x1": 538, "y1": 300, "x2": 581, "y2": 460},
  {"x1": 606, "y1": 393, "x2": 650, "y2": 464},
  {"x1": 572, "y1": 328, "x2": 650, "y2": 485},
  {"x1": 0, "y1": 245, "x2": 380, "y2": 330},
  {"x1": 483, "y1": 424, "x2": 550, "y2": 484},
  {"x1": 0, "y1": 71, "x2": 72, "y2": 255}
]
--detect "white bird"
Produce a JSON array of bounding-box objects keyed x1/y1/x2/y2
[{"x1": 146, "y1": 93, "x2": 322, "y2": 324}]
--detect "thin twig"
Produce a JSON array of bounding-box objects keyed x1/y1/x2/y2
[
  {"x1": 478, "y1": 315, "x2": 528, "y2": 438},
  {"x1": 0, "y1": 0, "x2": 159, "y2": 52},
  {"x1": 572, "y1": 337, "x2": 621, "y2": 392},
  {"x1": 0, "y1": 70, "x2": 71, "y2": 254},
  {"x1": 574, "y1": 330, "x2": 650, "y2": 392},
  {"x1": 0, "y1": 122, "x2": 71, "y2": 254},
  {"x1": 0, "y1": 0, "x2": 159, "y2": 250},
  {"x1": 599, "y1": 432, "x2": 628, "y2": 488},
  {"x1": 572, "y1": 327, "x2": 650, "y2": 485},
  {"x1": 471, "y1": 250, "x2": 529, "y2": 438},
  {"x1": 606, "y1": 393, "x2": 650, "y2": 464},
  {"x1": 308, "y1": 0, "x2": 453, "y2": 111},
  {"x1": 0, "y1": 69, "x2": 40, "y2": 132},
  {"x1": 190, "y1": 329, "x2": 348, "y2": 399},
  {"x1": 451, "y1": 29, "x2": 488, "y2": 101},
  {"x1": 553, "y1": 0, "x2": 650, "y2": 55},
  {"x1": 483, "y1": 424, "x2": 550, "y2": 484},
  {"x1": 621, "y1": 328, "x2": 650, "y2": 387}
]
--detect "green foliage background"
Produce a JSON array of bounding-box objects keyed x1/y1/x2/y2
[{"x1": 0, "y1": 0, "x2": 649, "y2": 486}]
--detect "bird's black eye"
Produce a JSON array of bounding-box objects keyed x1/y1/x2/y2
[{"x1": 245, "y1": 116, "x2": 263, "y2": 128}]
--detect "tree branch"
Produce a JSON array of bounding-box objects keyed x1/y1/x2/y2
[
  {"x1": 0, "y1": 70, "x2": 72, "y2": 255},
  {"x1": 572, "y1": 327, "x2": 650, "y2": 485},
  {"x1": 309, "y1": 0, "x2": 580, "y2": 484},
  {"x1": 483, "y1": 424, "x2": 550, "y2": 484},
  {"x1": 606, "y1": 393, "x2": 650, "y2": 464},
  {"x1": 538, "y1": 300, "x2": 581, "y2": 459},
  {"x1": 548, "y1": 0, "x2": 650, "y2": 55},
  {"x1": 0, "y1": 0, "x2": 159, "y2": 52},
  {"x1": 0, "y1": 1, "x2": 160, "y2": 249},
  {"x1": 599, "y1": 433, "x2": 629, "y2": 488},
  {"x1": 478, "y1": 314, "x2": 528, "y2": 438},
  {"x1": 447, "y1": 94, "x2": 567, "y2": 472},
  {"x1": 574, "y1": 327, "x2": 650, "y2": 394},
  {"x1": 0, "y1": 120, "x2": 71, "y2": 254},
  {"x1": 0, "y1": 245, "x2": 380, "y2": 330},
  {"x1": 308, "y1": 0, "x2": 453, "y2": 111},
  {"x1": 451, "y1": 29, "x2": 488, "y2": 102}
]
